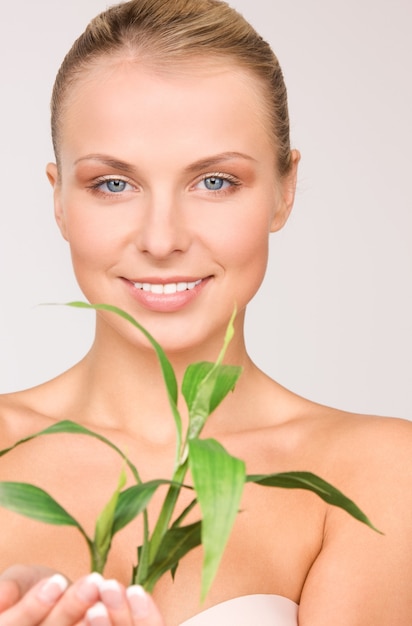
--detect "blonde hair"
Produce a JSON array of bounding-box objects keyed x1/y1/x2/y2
[{"x1": 51, "y1": 0, "x2": 292, "y2": 175}]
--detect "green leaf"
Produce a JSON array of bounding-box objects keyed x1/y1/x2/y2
[
  {"x1": 188, "y1": 438, "x2": 245, "y2": 601},
  {"x1": 216, "y1": 307, "x2": 237, "y2": 365},
  {"x1": 65, "y1": 302, "x2": 183, "y2": 460},
  {"x1": 170, "y1": 497, "x2": 198, "y2": 529},
  {"x1": 66, "y1": 301, "x2": 178, "y2": 408},
  {"x1": 184, "y1": 362, "x2": 242, "y2": 441},
  {"x1": 182, "y1": 362, "x2": 242, "y2": 429},
  {"x1": 247, "y1": 471, "x2": 382, "y2": 533},
  {"x1": 0, "y1": 419, "x2": 141, "y2": 484},
  {"x1": 94, "y1": 467, "x2": 127, "y2": 561},
  {"x1": 182, "y1": 309, "x2": 242, "y2": 441},
  {"x1": 112, "y1": 480, "x2": 171, "y2": 534},
  {"x1": 142, "y1": 521, "x2": 202, "y2": 592},
  {"x1": 0, "y1": 482, "x2": 86, "y2": 531},
  {"x1": 147, "y1": 460, "x2": 190, "y2": 563},
  {"x1": 182, "y1": 362, "x2": 214, "y2": 411}
]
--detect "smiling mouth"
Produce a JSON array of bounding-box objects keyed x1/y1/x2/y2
[{"x1": 133, "y1": 279, "x2": 202, "y2": 295}]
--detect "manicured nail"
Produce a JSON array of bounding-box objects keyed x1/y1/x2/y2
[
  {"x1": 100, "y1": 579, "x2": 123, "y2": 610},
  {"x1": 126, "y1": 585, "x2": 149, "y2": 618},
  {"x1": 37, "y1": 574, "x2": 68, "y2": 605},
  {"x1": 86, "y1": 601, "x2": 109, "y2": 625},
  {"x1": 76, "y1": 573, "x2": 104, "y2": 603}
]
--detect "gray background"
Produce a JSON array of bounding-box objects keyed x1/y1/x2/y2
[{"x1": 0, "y1": 1, "x2": 411, "y2": 419}]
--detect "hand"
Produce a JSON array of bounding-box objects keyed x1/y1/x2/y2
[
  {"x1": 0, "y1": 565, "x2": 58, "y2": 612},
  {"x1": 83, "y1": 581, "x2": 166, "y2": 626},
  {"x1": 0, "y1": 567, "x2": 101, "y2": 625},
  {"x1": 0, "y1": 566, "x2": 166, "y2": 626}
]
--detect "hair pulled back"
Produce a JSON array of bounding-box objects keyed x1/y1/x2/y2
[{"x1": 51, "y1": 0, "x2": 292, "y2": 175}]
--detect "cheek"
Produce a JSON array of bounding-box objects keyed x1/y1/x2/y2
[
  {"x1": 224, "y1": 195, "x2": 272, "y2": 261},
  {"x1": 236, "y1": 223, "x2": 270, "y2": 292},
  {"x1": 228, "y1": 223, "x2": 268, "y2": 268},
  {"x1": 67, "y1": 220, "x2": 110, "y2": 267},
  {"x1": 213, "y1": 204, "x2": 271, "y2": 297},
  {"x1": 61, "y1": 205, "x2": 126, "y2": 284}
]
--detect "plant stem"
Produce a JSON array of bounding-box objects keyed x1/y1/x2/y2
[
  {"x1": 90, "y1": 543, "x2": 106, "y2": 574},
  {"x1": 147, "y1": 460, "x2": 189, "y2": 564}
]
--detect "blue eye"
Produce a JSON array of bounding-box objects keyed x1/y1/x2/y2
[
  {"x1": 203, "y1": 176, "x2": 227, "y2": 191},
  {"x1": 89, "y1": 177, "x2": 135, "y2": 197},
  {"x1": 104, "y1": 179, "x2": 128, "y2": 193}
]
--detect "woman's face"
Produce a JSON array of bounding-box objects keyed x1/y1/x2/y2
[{"x1": 47, "y1": 59, "x2": 298, "y2": 354}]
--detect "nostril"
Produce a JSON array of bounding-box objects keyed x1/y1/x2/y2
[{"x1": 136, "y1": 224, "x2": 190, "y2": 258}]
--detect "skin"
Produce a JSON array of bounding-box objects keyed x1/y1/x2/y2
[{"x1": 0, "y1": 58, "x2": 412, "y2": 626}]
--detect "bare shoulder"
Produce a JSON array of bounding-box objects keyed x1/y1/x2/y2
[
  {"x1": 291, "y1": 402, "x2": 412, "y2": 624},
  {"x1": 282, "y1": 398, "x2": 412, "y2": 513},
  {"x1": 223, "y1": 378, "x2": 412, "y2": 622},
  {"x1": 0, "y1": 387, "x2": 57, "y2": 448},
  {"x1": 302, "y1": 405, "x2": 412, "y2": 483},
  {"x1": 317, "y1": 406, "x2": 412, "y2": 519},
  {"x1": 224, "y1": 373, "x2": 412, "y2": 482}
]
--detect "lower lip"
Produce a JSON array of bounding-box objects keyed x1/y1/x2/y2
[{"x1": 124, "y1": 278, "x2": 210, "y2": 313}]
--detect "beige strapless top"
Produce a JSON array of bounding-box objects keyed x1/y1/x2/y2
[{"x1": 180, "y1": 594, "x2": 298, "y2": 625}]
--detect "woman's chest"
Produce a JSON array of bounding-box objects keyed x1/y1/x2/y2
[
  {"x1": 0, "y1": 472, "x2": 322, "y2": 622},
  {"x1": 149, "y1": 484, "x2": 323, "y2": 623},
  {"x1": 0, "y1": 421, "x2": 325, "y2": 624}
]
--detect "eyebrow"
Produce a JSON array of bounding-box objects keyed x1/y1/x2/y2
[
  {"x1": 184, "y1": 152, "x2": 257, "y2": 173},
  {"x1": 74, "y1": 155, "x2": 136, "y2": 174},
  {"x1": 74, "y1": 151, "x2": 256, "y2": 174}
]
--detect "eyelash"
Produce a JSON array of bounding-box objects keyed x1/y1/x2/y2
[
  {"x1": 86, "y1": 171, "x2": 242, "y2": 198},
  {"x1": 194, "y1": 172, "x2": 242, "y2": 195},
  {"x1": 86, "y1": 176, "x2": 135, "y2": 198}
]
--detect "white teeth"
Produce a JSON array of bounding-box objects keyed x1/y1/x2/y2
[
  {"x1": 134, "y1": 279, "x2": 202, "y2": 294},
  {"x1": 163, "y1": 283, "x2": 177, "y2": 294},
  {"x1": 151, "y1": 284, "x2": 164, "y2": 294}
]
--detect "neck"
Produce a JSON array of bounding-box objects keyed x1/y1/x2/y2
[{"x1": 69, "y1": 315, "x2": 253, "y2": 443}]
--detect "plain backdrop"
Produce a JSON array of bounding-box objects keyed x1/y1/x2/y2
[{"x1": 0, "y1": 1, "x2": 411, "y2": 419}]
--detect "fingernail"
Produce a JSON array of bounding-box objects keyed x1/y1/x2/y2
[
  {"x1": 76, "y1": 573, "x2": 104, "y2": 603},
  {"x1": 86, "y1": 601, "x2": 109, "y2": 625},
  {"x1": 37, "y1": 574, "x2": 68, "y2": 605},
  {"x1": 126, "y1": 585, "x2": 149, "y2": 618},
  {"x1": 100, "y1": 579, "x2": 123, "y2": 610}
]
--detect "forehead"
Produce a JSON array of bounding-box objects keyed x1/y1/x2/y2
[{"x1": 59, "y1": 59, "x2": 275, "y2": 169}]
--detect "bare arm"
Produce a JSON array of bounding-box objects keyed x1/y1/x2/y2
[{"x1": 299, "y1": 418, "x2": 412, "y2": 625}]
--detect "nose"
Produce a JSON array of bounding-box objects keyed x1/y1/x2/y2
[{"x1": 136, "y1": 191, "x2": 191, "y2": 259}]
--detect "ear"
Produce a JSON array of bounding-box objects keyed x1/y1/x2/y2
[
  {"x1": 46, "y1": 162, "x2": 68, "y2": 241},
  {"x1": 270, "y1": 149, "x2": 300, "y2": 232}
]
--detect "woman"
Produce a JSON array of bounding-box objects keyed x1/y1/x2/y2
[{"x1": 0, "y1": 0, "x2": 411, "y2": 624}]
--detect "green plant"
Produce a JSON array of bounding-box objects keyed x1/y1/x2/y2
[{"x1": 0, "y1": 303, "x2": 380, "y2": 600}]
